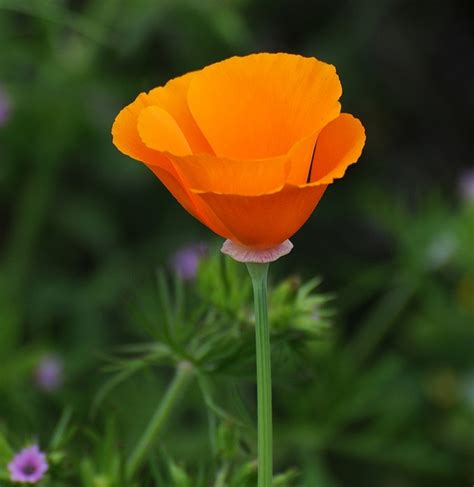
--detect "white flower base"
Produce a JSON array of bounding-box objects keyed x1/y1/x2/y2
[{"x1": 221, "y1": 239, "x2": 293, "y2": 263}]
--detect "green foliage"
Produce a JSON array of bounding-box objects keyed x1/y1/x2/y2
[{"x1": 0, "y1": 1, "x2": 473, "y2": 486}]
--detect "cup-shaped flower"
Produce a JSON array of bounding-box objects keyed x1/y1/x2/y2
[{"x1": 112, "y1": 53, "x2": 365, "y2": 261}]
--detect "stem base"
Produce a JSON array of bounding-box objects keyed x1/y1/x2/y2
[{"x1": 222, "y1": 239, "x2": 293, "y2": 263}]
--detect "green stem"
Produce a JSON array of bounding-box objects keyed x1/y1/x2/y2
[
  {"x1": 126, "y1": 362, "x2": 193, "y2": 479},
  {"x1": 246, "y1": 262, "x2": 272, "y2": 487}
]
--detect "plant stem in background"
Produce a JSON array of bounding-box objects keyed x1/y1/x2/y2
[
  {"x1": 126, "y1": 361, "x2": 194, "y2": 479},
  {"x1": 246, "y1": 262, "x2": 272, "y2": 487}
]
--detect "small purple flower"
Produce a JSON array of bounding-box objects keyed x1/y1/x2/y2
[
  {"x1": 171, "y1": 242, "x2": 208, "y2": 280},
  {"x1": 459, "y1": 168, "x2": 474, "y2": 203},
  {"x1": 34, "y1": 355, "x2": 64, "y2": 392},
  {"x1": 0, "y1": 86, "x2": 11, "y2": 126},
  {"x1": 8, "y1": 445, "x2": 49, "y2": 484}
]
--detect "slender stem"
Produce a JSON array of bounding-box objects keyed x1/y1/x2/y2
[
  {"x1": 246, "y1": 262, "x2": 272, "y2": 487},
  {"x1": 126, "y1": 361, "x2": 193, "y2": 479}
]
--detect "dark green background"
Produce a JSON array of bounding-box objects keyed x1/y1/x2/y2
[{"x1": 0, "y1": 1, "x2": 473, "y2": 485}]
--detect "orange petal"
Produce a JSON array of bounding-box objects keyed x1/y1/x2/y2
[
  {"x1": 147, "y1": 72, "x2": 212, "y2": 154},
  {"x1": 138, "y1": 106, "x2": 192, "y2": 156},
  {"x1": 112, "y1": 93, "x2": 205, "y2": 226},
  {"x1": 147, "y1": 165, "x2": 234, "y2": 240},
  {"x1": 169, "y1": 154, "x2": 290, "y2": 195},
  {"x1": 196, "y1": 183, "x2": 327, "y2": 248},
  {"x1": 146, "y1": 165, "x2": 198, "y2": 217},
  {"x1": 111, "y1": 71, "x2": 212, "y2": 170},
  {"x1": 188, "y1": 53, "x2": 341, "y2": 160},
  {"x1": 286, "y1": 130, "x2": 319, "y2": 184},
  {"x1": 311, "y1": 114, "x2": 365, "y2": 183},
  {"x1": 112, "y1": 93, "x2": 170, "y2": 168},
  {"x1": 287, "y1": 114, "x2": 366, "y2": 185},
  {"x1": 286, "y1": 113, "x2": 365, "y2": 185},
  {"x1": 112, "y1": 73, "x2": 220, "y2": 234}
]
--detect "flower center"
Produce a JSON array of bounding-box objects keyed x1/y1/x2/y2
[
  {"x1": 306, "y1": 138, "x2": 319, "y2": 184},
  {"x1": 22, "y1": 463, "x2": 37, "y2": 476}
]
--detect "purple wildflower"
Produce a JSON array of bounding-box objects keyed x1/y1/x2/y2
[
  {"x1": 0, "y1": 87, "x2": 11, "y2": 126},
  {"x1": 34, "y1": 355, "x2": 64, "y2": 392},
  {"x1": 8, "y1": 445, "x2": 49, "y2": 484},
  {"x1": 459, "y1": 168, "x2": 474, "y2": 203},
  {"x1": 171, "y1": 242, "x2": 208, "y2": 280}
]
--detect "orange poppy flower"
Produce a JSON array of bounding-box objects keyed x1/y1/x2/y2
[{"x1": 112, "y1": 53, "x2": 365, "y2": 261}]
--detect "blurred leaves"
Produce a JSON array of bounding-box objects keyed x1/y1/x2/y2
[{"x1": 0, "y1": 0, "x2": 473, "y2": 486}]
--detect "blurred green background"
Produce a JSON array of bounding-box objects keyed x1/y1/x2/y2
[{"x1": 0, "y1": 1, "x2": 473, "y2": 486}]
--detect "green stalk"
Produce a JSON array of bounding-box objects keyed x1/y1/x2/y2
[
  {"x1": 126, "y1": 361, "x2": 193, "y2": 479},
  {"x1": 246, "y1": 262, "x2": 272, "y2": 487}
]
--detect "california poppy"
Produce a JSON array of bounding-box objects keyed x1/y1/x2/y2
[{"x1": 112, "y1": 53, "x2": 365, "y2": 261}]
